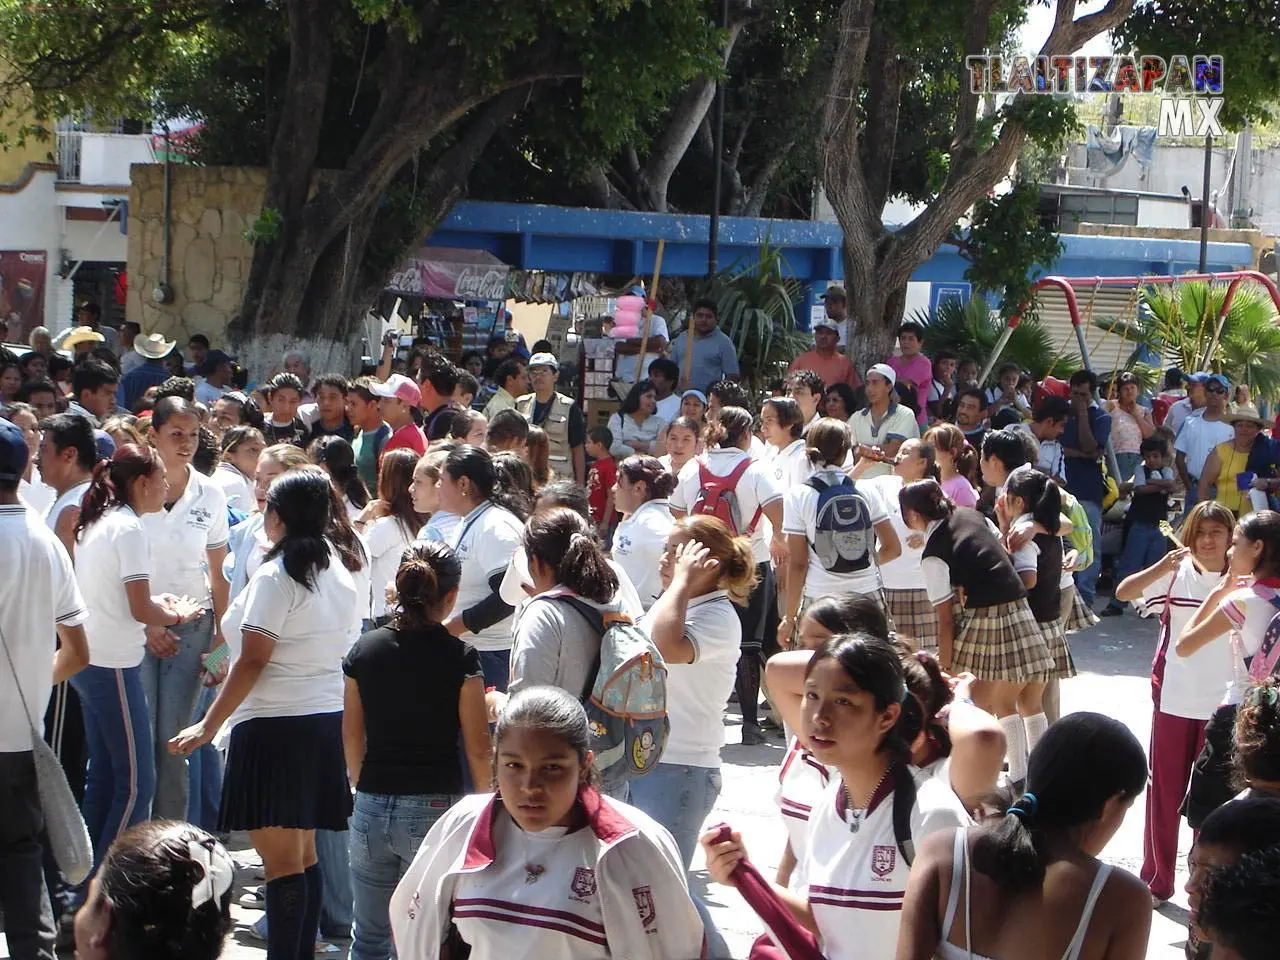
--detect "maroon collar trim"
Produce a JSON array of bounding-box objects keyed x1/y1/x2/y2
[
  {"x1": 835, "y1": 766, "x2": 898, "y2": 820},
  {"x1": 461, "y1": 786, "x2": 637, "y2": 870}
]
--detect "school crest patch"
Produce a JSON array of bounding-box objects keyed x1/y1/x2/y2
[
  {"x1": 872, "y1": 844, "x2": 896, "y2": 878},
  {"x1": 570, "y1": 867, "x2": 597, "y2": 899},
  {"x1": 633, "y1": 885, "x2": 657, "y2": 928}
]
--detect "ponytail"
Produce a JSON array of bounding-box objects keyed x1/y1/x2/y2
[
  {"x1": 523, "y1": 508, "x2": 618, "y2": 604},
  {"x1": 901, "y1": 650, "x2": 953, "y2": 758},
  {"x1": 1006, "y1": 467, "x2": 1061, "y2": 535},
  {"x1": 705, "y1": 406, "x2": 753, "y2": 449},
  {"x1": 393, "y1": 541, "x2": 463, "y2": 632},
  {"x1": 308, "y1": 435, "x2": 369, "y2": 511},
  {"x1": 899, "y1": 478, "x2": 954, "y2": 524},
  {"x1": 76, "y1": 444, "x2": 160, "y2": 539},
  {"x1": 618, "y1": 455, "x2": 676, "y2": 502},
  {"x1": 263, "y1": 470, "x2": 333, "y2": 589},
  {"x1": 672, "y1": 514, "x2": 757, "y2": 605}
]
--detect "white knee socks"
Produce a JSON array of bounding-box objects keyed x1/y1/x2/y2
[
  {"x1": 1023, "y1": 712, "x2": 1050, "y2": 753},
  {"x1": 999, "y1": 714, "x2": 1029, "y2": 786}
]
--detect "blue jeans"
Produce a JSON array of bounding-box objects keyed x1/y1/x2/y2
[
  {"x1": 1074, "y1": 499, "x2": 1104, "y2": 608},
  {"x1": 187, "y1": 684, "x2": 222, "y2": 831},
  {"x1": 349, "y1": 793, "x2": 459, "y2": 960},
  {"x1": 477, "y1": 648, "x2": 510, "y2": 693},
  {"x1": 69, "y1": 665, "x2": 155, "y2": 868},
  {"x1": 317, "y1": 827, "x2": 353, "y2": 935},
  {"x1": 1115, "y1": 452, "x2": 1142, "y2": 485},
  {"x1": 1109, "y1": 521, "x2": 1170, "y2": 610},
  {"x1": 139, "y1": 615, "x2": 212, "y2": 820}
]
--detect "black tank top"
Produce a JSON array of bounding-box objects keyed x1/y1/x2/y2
[{"x1": 921, "y1": 507, "x2": 1027, "y2": 609}]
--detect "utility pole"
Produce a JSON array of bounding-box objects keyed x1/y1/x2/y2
[{"x1": 1198, "y1": 132, "x2": 1212, "y2": 273}]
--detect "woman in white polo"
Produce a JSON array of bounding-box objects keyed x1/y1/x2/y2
[
  {"x1": 142, "y1": 397, "x2": 230, "y2": 820},
  {"x1": 611, "y1": 455, "x2": 677, "y2": 610}
]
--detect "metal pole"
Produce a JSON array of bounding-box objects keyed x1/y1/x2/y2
[
  {"x1": 1199, "y1": 132, "x2": 1212, "y2": 273},
  {"x1": 706, "y1": 0, "x2": 728, "y2": 278}
]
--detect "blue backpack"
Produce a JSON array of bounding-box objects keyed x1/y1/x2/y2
[{"x1": 806, "y1": 474, "x2": 874, "y2": 573}]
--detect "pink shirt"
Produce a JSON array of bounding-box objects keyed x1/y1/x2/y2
[
  {"x1": 789, "y1": 350, "x2": 859, "y2": 390},
  {"x1": 888, "y1": 354, "x2": 933, "y2": 425},
  {"x1": 942, "y1": 475, "x2": 978, "y2": 508}
]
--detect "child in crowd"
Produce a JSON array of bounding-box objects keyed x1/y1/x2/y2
[
  {"x1": 1103, "y1": 436, "x2": 1177, "y2": 617},
  {"x1": 888, "y1": 321, "x2": 932, "y2": 428},
  {"x1": 956, "y1": 358, "x2": 980, "y2": 391},
  {"x1": 987, "y1": 362, "x2": 1030, "y2": 416},
  {"x1": 585, "y1": 425, "x2": 617, "y2": 537},
  {"x1": 927, "y1": 349, "x2": 958, "y2": 423}
]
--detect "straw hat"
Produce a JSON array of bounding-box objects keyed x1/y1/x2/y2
[
  {"x1": 134, "y1": 332, "x2": 176, "y2": 360},
  {"x1": 60, "y1": 326, "x2": 105, "y2": 349},
  {"x1": 1223, "y1": 404, "x2": 1267, "y2": 427}
]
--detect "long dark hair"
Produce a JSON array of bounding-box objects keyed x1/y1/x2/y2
[
  {"x1": 444, "y1": 444, "x2": 530, "y2": 520},
  {"x1": 901, "y1": 650, "x2": 953, "y2": 759},
  {"x1": 899, "y1": 478, "x2": 954, "y2": 523},
  {"x1": 309, "y1": 435, "x2": 369, "y2": 510},
  {"x1": 981, "y1": 427, "x2": 1030, "y2": 475},
  {"x1": 393, "y1": 541, "x2": 462, "y2": 632},
  {"x1": 1004, "y1": 467, "x2": 1061, "y2": 535},
  {"x1": 621, "y1": 378, "x2": 657, "y2": 417},
  {"x1": 970, "y1": 712, "x2": 1145, "y2": 892},
  {"x1": 378, "y1": 448, "x2": 427, "y2": 538},
  {"x1": 263, "y1": 470, "x2": 333, "y2": 589},
  {"x1": 1237, "y1": 510, "x2": 1280, "y2": 579},
  {"x1": 523, "y1": 507, "x2": 618, "y2": 604},
  {"x1": 492, "y1": 451, "x2": 536, "y2": 516},
  {"x1": 804, "y1": 595, "x2": 891, "y2": 641},
  {"x1": 76, "y1": 444, "x2": 161, "y2": 539},
  {"x1": 322, "y1": 475, "x2": 368, "y2": 573}
]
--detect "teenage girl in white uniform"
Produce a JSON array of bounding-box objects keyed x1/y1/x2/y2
[
  {"x1": 896, "y1": 712, "x2": 1153, "y2": 960},
  {"x1": 390, "y1": 686, "x2": 706, "y2": 960}
]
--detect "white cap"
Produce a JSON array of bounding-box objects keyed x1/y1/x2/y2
[
  {"x1": 368, "y1": 373, "x2": 421, "y2": 407},
  {"x1": 528, "y1": 352, "x2": 558, "y2": 371},
  {"x1": 813, "y1": 318, "x2": 840, "y2": 332},
  {"x1": 866, "y1": 363, "x2": 897, "y2": 388}
]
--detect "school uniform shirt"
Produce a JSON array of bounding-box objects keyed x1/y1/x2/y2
[
  {"x1": 76, "y1": 506, "x2": 154, "y2": 668},
  {"x1": 1143, "y1": 559, "x2": 1235, "y2": 720},
  {"x1": 447, "y1": 502, "x2": 525, "y2": 652},
  {"x1": 43, "y1": 480, "x2": 91, "y2": 533},
  {"x1": 223, "y1": 546, "x2": 359, "y2": 730},
  {"x1": 612, "y1": 499, "x2": 674, "y2": 611},
  {"x1": 210, "y1": 462, "x2": 255, "y2": 514},
  {"x1": 783, "y1": 466, "x2": 888, "y2": 601},
  {"x1": 0, "y1": 505, "x2": 88, "y2": 751},
  {"x1": 1174, "y1": 415, "x2": 1233, "y2": 482},
  {"x1": 500, "y1": 548, "x2": 644, "y2": 623},
  {"x1": 800, "y1": 769, "x2": 970, "y2": 960},
  {"x1": 19, "y1": 476, "x2": 55, "y2": 515},
  {"x1": 142, "y1": 469, "x2": 229, "y2": 609},
  {"x1": 848, "y1": 404, "x2": 920, "y2": 478},
  {"x1": 365, "y1": 516, "x2": 416, "y2": 619},
  {"x1": 776, "y1": 737, "x2": 832, "y2": 893},
  {"x1": 418, "y1": 509, "x2": 460, "y2": 544},
  {"x1": 1217, "y1": 579, "x2": 1280, "y2": 705},
  {"x1": 390, "y1": 790, "x2": 704, "y2": 960},
  {"x1": 766, "y1": 438, "x2": 813, "y2": 491},
  {"x1": 858, "y1": 475, "x2": 922, "y2": 593},
  {"x1": 639, "y1": 589, "x2": 741, "y2": 769},
  {"x1": 919, "y1": 513, "x2": 1023, "y2": 609},
  {"x1": 669, "y1": 446, "x2": 782, "y2": 565}
]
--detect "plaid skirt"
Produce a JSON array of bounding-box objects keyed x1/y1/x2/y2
[
  {"x1": 1061, "y1": 585, "x2": 1099, "y2": 633},
  {"x1": 953, "y1": 598, "x2": 1054, "y2": 683},
  {"x1": 1039, "y1": 618, "x2": 1076, "y2": 680},
  {"x1": 884, "y1": 588, "x2": 938, "y2": 651}
]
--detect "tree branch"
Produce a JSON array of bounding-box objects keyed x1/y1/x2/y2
[
  {"x1": 743, "y1": 139, "x2": 793, "y2": 218},
  {"x1": 860, "y1": 23, "x2": 905, "y2": 218},
  {"x1": 950, "y1": 0, "x2": 999, "y2": 153}
]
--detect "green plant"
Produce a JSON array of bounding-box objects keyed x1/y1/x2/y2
[
  {"x1": 674, "y1": 241, "x2": 810, "y2": 395},
  {"x1": 912, "y1": 297, "x2": 1080, "y2": 383},
  {"x1": 1100, "y1": 281, "x2": 1280, "y2": 402},
  {"x1": 243, "y1": 207, "x2": 283, "y2": 246}
]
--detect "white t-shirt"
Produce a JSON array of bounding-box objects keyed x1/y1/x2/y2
[
  {"x1": 447, "y1": 502, "x2": 525, "y2": 651},
  {"x1": 1218, "y1": 583, "x2": 1280, "y2": 705},
  {"x1": 641, "y1": 589, "x2": 741, "y2": 768},
  {"x1": 1175, "y1": 415, "x2": 1233, "y2": 479},
  {"x1": 670, "y1": 446, "x2": 782, "y2": 564},
  {"x1": 0, "y1": 505, "x2": 87, "y2": 751},
  {"x1": 766, "y1": 438, "x2": 813, "y2": 491},
  {"x1": 44, "y1": 480, "x2": 90, "y2": 534},
  {"x1": 612, "y1": 499, "x2": 674, "y2": 611},
  {"x1": 19, "y1": 477, "x2": 55, "y2": 515},
  {"x1": 210, "y1": 462, "x2": 255, "y2": 514},
  {"x1": 226, "y1": 547, "x2": 359, "y2": 728},
  {"x1": 1008, "y1": 512, "x2": 1040, "y2": 578},
  {"x1": 655, "y1": 392, "x2": 682, "y2": 424},
  {"x1": 782, "y1": 466, "x2": 888, "y2": 601},
  {"x1": 612, "y1": 315, "x2": 671, "y2": 383},
  {"x1": 364, "y1": 516, "x2": 415, "y2": 619},
  {"x1": 194, "y1": 378, "x2": 227, "y2": 406},
  {"x1": 76, "y1": 506, "x2": 153, "y2": 668},
  {"x1": 776, "y1": 737, "x2": 832, "y2": 892},
  {"x1": 858, "y1": 474, "x2": 922, "y2": 592},
  {"x1": 1142, "y1": 559, "x2": 1235, "y2": 719},
  {"x1": 142, "y1": 467, "x2": 229, "y2": 606}
]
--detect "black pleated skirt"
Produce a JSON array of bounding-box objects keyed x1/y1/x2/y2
[{"x1": 219, "y1": 712, "x2": 353, "y2": 832}]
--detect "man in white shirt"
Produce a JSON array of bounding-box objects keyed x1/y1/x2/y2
[
  {"x1": 848, "y1": 364, "x2": 919, "y2": 478},
  {"x1": 648, "y1": 358, "x2": 682, "y2": 423},
  {"x1": 1165, "y1": 372, "x2": 1207, "y2": 438},
  {"x1": 0, "y1": 419, "x2": 90, "y2": 958},
  {"x1": 194, "y1": 349, "x2": 236, "y2": 405},
  {"x1": 1175, "y1": 373, "x2": 1233, "y2": 509}
]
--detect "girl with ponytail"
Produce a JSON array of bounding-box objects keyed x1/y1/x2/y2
[
  {"x1": 612, "y1": 455, "x2": 677, "y2": 610},
  {"x1": 341, "y1": 541, "x2": 492, "y2": 960},
  {"x1": 925, "y1": 423, "x2": 979, "y2": 508},
  {"x1": 897, "y1": 712, "x2": 1150, "y2": 960},
  {"x1": 308, "y1": 434, "x2": 370, "y2": 520},
  {"x1": 71, "y1": 444, "x2": 204, "y2": 865},
  {"x1": 169, "y1": 469, "x2": 363, "y2": 960},
  {"x1": 702, "y1": 633, "x2": 971, "y2": 960}
]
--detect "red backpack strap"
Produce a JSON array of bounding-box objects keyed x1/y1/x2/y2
[{"x1": 725, "y1": 457, "x2": 763, "y2": 534}]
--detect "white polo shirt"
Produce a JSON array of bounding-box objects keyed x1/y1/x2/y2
[
  {"x1": 210, "y1": 462, "x2": 255, "y2": 514},
  {"x1": 848, "y1": 404, "x2": 920, "y2": 479},
  {"x1": 1174, "y1": 414, "x2": 1233, "y2": 479},
  {"x1": 142, "y1": 467, "x2": 229, "y2": 608},
  {"x1": 857, "y1": 474, "x2": 922, "y2": 593},
  {"x1": 1142, "y1": 559, "x2": 1234, "y2": 720},
  {"x1": 766, "y1": 438, "x2": 813, "y2": 491},
  {"x1": 776, "y1": 736, "x2": 832, "y2": 892},
  {"x1": 670, "y1": 446, "x2": 782, "y2": 564},
  {"x1": 612, "y1": 499, "x2": 675, "y2": 610},
  {"x1": 76, "y1": 506, "x2": 153, "y2": 668},
  {"x1": 0, "y1": 505, "x2": 87, "y2": 751},
  {"x1": 44, "y1": 480, "x2": 91, "y2": 534},
  {"x1": 641, "y1": 589, "x2": 741, "y2": 768},
  {"x1": 782, "y1": 466, "x2": 888, "y2": 601},
  {"x1": 447, "y1": 501, "x2": 525, "y2": 651}
]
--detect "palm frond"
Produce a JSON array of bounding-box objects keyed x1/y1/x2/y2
[{"x1": 914, "y1": 298, "x2": 1079, "y2": 381}]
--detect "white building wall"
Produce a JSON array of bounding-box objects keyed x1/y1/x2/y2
[
  {"x1": 76, "y1": 133, "x2": 154, "y2": 186},
  {"x1": 0, "y1": 166, "x2": 64, "y2": 331}
]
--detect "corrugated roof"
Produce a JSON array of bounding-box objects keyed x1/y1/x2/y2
[{"x1": 1031, "y1": 283, "x2": 1145, "y2": 374}]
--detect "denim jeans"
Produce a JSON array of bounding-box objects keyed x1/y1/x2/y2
[
  {"x1": 186, "y1": 684, "x2": 222, "y2": 831},
  {"x1": 1109, "y1": 521, "x2": 1170, "y2": 610},
  {"x1": 139, "y1": 615, "x2": 212, "y2": 820},
  {"x1": 349, "y1": 793, "x2": 459, "y2": 960},
  {"x1": 69, "y1": 665, "x2": 155, "y2": 869},
  {"x1": 0, "y1": 751, "x2": 56, "y2": 960},
  {"x1": 317, "y1": 827, "x2": 353, "y2": 935},
  {"x1": 476, "y1": 648, "x2": 511, "y2": 693},
  {"x1": 1114, "y1": 451, "x2": 1142, "y2": 485},
  {"x1": 1073, "y1": 499, "x2": 1104, "y2": 608}
]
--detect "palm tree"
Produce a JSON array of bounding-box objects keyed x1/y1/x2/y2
[
  {"x1": 1098, "y1": 281, "x2": 1280, "y2": 402},
  {"x1": 913, "y1": 297, "x2": 1080, "y2": 381}
]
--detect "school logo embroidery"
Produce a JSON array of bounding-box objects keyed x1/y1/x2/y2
[
  {"x1": 570, "y1": 867, "x2": 597, "y2": 900},
  {"x1": 872, "y1": 844, "x2": 896, "y2": 878},
  {"x1": 189, "y1": 506, "x2": 212, "y2": 528},
  {"x1": 633, "y1": 885, "x2": 657, "y2": 928}
]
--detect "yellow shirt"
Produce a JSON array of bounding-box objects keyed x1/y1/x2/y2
[{"x1": 1211, "y1": 441, "x2": 1251, "y2": 514}]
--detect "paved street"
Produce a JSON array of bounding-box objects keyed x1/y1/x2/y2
[{"x1": 6, "y1": 609, "x2": 1192, "y2": 959}]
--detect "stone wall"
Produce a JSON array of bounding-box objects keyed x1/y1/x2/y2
[{"x1": 126, "y1": 165, "x2": 266, "y2": 345}]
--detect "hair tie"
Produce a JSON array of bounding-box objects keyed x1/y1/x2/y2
[
  {"x1": 1247, "y1": 684, "x2": 1279, "y2": 709},
  {"x1": 1007, "y1": 791, "x2": 1038, "y2": 825},
  {"x1": 187, "y1": 839, "x2": 234, "y2": 911}
]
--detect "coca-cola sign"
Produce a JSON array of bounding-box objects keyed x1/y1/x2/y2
[{"x1": 385, "y1": 247, "x2": 510, "y2": 301}]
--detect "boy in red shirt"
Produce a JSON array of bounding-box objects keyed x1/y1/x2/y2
[
  {"x1": 585, "y1": 426, "x2": 618, "y2": 537},
  {"x1": 887, "y1": 320, "x2": 933, "y2": 427}
]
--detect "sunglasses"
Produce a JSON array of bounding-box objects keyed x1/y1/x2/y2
[{"x1": 1205, "y1": 384, "x2": 1228, "y2": 394}]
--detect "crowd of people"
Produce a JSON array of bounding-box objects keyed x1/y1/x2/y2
[{"x1": 3, "y1": 290, "x2": 1280, "y2": 960}]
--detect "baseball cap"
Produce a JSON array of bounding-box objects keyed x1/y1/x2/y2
[
  {"x1": 820, "y1": 285, "x2": 847, "y2": 301},
  {"x1": 681, "y1": 389, "x2": 708, "y2": 405},
  {"x1": 1206, "y1": 373, "x2": 1231, "y2": 392},
  {"x1": 199, "y1": 349, "x2": 237, "y2": 377},
  {"x1": 0, "y1": 417, "x2": 29, "y2": 483},
  {"x1": 866, "y1": 363, "x2": 897, "y2": 388},
  {"x1": 1184, "y1": 372, "x2": 1209, "y2": 384},
  {"x1": 93, "y1": 429, "x2": 117, "y2": 462},
  {"x1": 527, "y1": 352, "x2": 559, "y2": 372},
  {"x1": 813, "y1": 319, "x2": 840, "y2": 332},
  {"x1": 369, "y1": 374, "x2": 421, "y2": 408}
]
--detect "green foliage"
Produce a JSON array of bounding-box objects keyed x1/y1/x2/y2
[
  {"x1": 675, "y1": 242, "x2": 809, "y2": 394},
  {"x1": 914, "y1": 296, "x2": 1080, "y2": 382},
  {"x1": 1100, "y1": 281, "x2": 1280, "y2": 402},
  {"x1": 243, "y1": 207, "x2": 283, "y2": 246},
  {"x1": 961, "y1": 179, "x2": 1064, "y2": 317}
]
